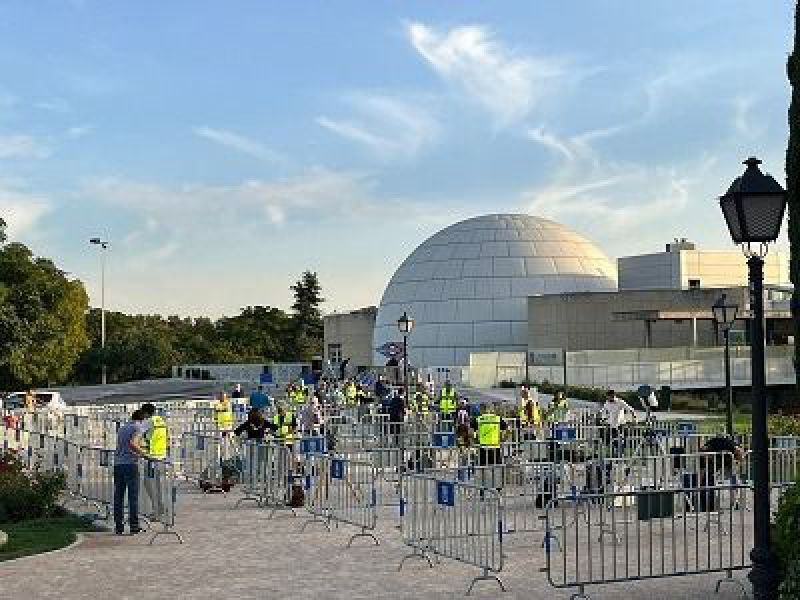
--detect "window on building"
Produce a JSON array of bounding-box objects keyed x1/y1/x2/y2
[
  {"x1": 328, "y1": 343, "x2": 342, "y2": 364},
  {"x1": 688, "y1": 278, "x2": 701, "y2": 289}
]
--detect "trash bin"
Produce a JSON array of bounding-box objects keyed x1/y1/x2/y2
[{"x1": 658, "y1": 386, "x2": 672, "y2": 411}]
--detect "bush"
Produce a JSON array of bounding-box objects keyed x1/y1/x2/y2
[
  {"x1": 0, "y1": 450, "x2": 66, "y2": 524},
  {"x1": 769, "y1": 415, "x2": 800, "y2": 436},
  {"x1": 775, "y1": 480, "x2": 800, "y2": 598}
]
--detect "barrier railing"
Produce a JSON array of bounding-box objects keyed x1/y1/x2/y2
[
  {"x1": 400, "y1": 473, "x2": 505, "y2": 595},
  {"x1": 303, "y1": 453, "x2": 379, "y2": 546},
  {"x1": 545, "y1": 482, "x2": 750, "y2": 599}
]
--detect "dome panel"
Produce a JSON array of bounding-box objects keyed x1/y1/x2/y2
[{"x1": 374, "y1": 214, "x2": 617, "y2": 367}]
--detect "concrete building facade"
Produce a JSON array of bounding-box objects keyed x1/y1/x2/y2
[
  {"x1": 323, "y1": 307, "x2": 377, "y2": 371},
  {"x1": 618, "y1": 238, "x2": 788, "y2": 291}
]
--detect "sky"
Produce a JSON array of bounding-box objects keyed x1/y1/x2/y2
[{"x1": 0, "y1": 1, "x2": 795, "y2": 318}]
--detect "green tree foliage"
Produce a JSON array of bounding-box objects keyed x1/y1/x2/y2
[
  {"x1": 290, "y1": 271, "x2": 324, "y2": 360},
  {"x1": 0, "y1": 234, "x2": 89, "y2": 389},
  {"x1": 788, "y1": 2, "x2": 800, "y2": 397}
]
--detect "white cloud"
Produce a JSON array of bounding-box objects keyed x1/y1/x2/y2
[
  {"x1": 193, "y1": 126, "x2": 284, "y2": 163},
  {"x1": 407, "y1": 22, "x2": 563, "y2": 126},
  {"x1": 34, "y1": 98, "x2": 70, "y2": 113},
  {"x1": 0, "y1": 134, "x2": 50, "y2": 159},
  {"x1": 67, "y1": 125, "x2": 94, "y2": 138},
  {"x1": 316, "y1": 93, "x2": 440, "y2": 160},
  {"x1": 0, "y1": 184, "x2": 50, "y2": 239},
  {"x1": 82, "y1": 168, "x2": 426, "y2": 233}
]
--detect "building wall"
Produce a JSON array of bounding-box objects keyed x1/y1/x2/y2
[
  {"x1": 618, "y1": 249, "x2": 788, "y2": 291},
  {"x1": 528, "y1": 287, "x2": 750, "y2": 352},
  {"x1": 323, "y1": 307, "x2": 376, "y2": 369}
]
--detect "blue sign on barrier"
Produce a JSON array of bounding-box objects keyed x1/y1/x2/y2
[
  {"x1": 301, "y1": 437, "x2": 325, "y2": 454},
  {"x1": 437, "y1": 481, "x2": 455, "y2": 507},
  {"x1": 677, "y1": 422, "x2": 697, "y2": 435},
  {"x1": 554, "y1": 426, "x2": 577, "y2": 441},
  {"x1": 433, "y1": 432, "x2": 455, "y2": 448},
  {"x1": 27, "y1": 446, "x2": 32, "y2": 458},
  {"x1": 331, "y1": 458, "x2": 345, "y2": 480}
]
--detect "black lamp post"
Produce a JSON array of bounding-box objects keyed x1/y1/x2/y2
[
  {"x1": 719, "y1": 156, "x2": 787, "y2": 600},
  {"x1": 712, "y1": 293, "x2": 738, "y2": 437},
  {"x1": 397, "y1": 312, "x2": 415, "y2": 412}
]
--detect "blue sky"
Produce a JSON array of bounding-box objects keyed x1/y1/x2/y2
[{"x1": 0, "y1": 1, "x2": 794, "y2": 316}]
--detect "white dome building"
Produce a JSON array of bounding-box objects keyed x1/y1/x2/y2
[{"x1": 373, "y1": 214, "x2": 617, "y2": 367}]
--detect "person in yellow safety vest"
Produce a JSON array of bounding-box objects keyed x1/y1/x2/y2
[
  {"x1": 271, "y1": 404, "x2": 297, "y2": 446},
  {"x1": 547, "y1": 391, "x2": 569, "y2": 423},
  {"x1": 214, "y1": 392, "x2": 234, "y2": 432},
  {"x1": 294, "y1": 382, "x2": 308, "y2": 406},
  {"x1": 344, "y1": 381, "x2": 358, "y2": 406},
  {"x1": 472, "y1": 404, "x2": 508, "y2": 487},
  {"x1": 518, "y1": 385, "x2": 542, "y2": 428},
  {"x1": 139, "y1": 402, "x2": 167, "y2": 519},
  {"x1": 439, "y1": 381, "x2": 457, "y2": 417}
]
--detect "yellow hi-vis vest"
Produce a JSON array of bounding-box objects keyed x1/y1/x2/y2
[
  {"x1": 147, "y1": 415, "x2": 168, "y2": 458},
  {"x1": 519, "y1": 402, "x2": 542, "y2": 427},
  {"x1": 477, "y1": 414, "x2": 501, "y2": 448},
  {"x1": 214, "y1": 400, "x2": 234, "y2": 429},
  {"x1": 273, "y1": 413, "x2": 296, "y2": 444},
  {"x1": 440, "y1": 388, "x2": 456, "y2": 415},
  {"x1": 345, "y1": 384, "x2": 357, "y2": 405}
]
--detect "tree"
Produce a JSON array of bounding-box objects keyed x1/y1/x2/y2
[
  {"x1": 0, "y1": 217, "x2": 6, "y2": 245},
  {"x1": 789, "y1": 2, "x2": 800, "y2": 401},
  {"x1": 0, "y1": 237, "x2": 89, "y2": 389},
  {"x1": 289, "y1": 271, "x2": 324, "y2": 360}
]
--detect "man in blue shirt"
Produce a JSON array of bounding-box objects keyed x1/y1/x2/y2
[
  {"x1": 113, "y1": 409, "x2": 147, "y2": 535},
  {"x1": 249, "y1": 385, "x2": 270, "y2": 411}
]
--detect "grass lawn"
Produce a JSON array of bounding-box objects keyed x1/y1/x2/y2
[{"x1": 0, "y1": 515, "x2": 104, "y2": 562}]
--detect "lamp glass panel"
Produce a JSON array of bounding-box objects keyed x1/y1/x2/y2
[
  {"x1": 740, "y1": 193, "x2": 787, "y2": 242},
  {"x1": 720, "y1": 194, "x2": 743, "y2": 243}
]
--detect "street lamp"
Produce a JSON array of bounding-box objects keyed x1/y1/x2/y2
[
  {"x1": 397, "y1": 312, "x2": 415, "y2": 411},
  {"x1": 712, "y1": 293, "x2": 738, "y2": 436},
  {"x1": 719, "y1": 156, "x2": 787, "y2": 600},
  {"x1": 89, "y1": 238, "x2": 109, "y2": 385}
]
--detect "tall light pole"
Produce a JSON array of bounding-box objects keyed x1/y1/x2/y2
[
  {"x1": 89, "y1": 238, "x2": 109, "y2": 385},
  {"x1": 397, "y1": 312, "x2": 415, "y2": 411},
  {"x1": 712, "y1": 293, "x2": 738, "y2": 436},
  {"x1": 719, "y1": 157, "x2": 787, "y2": 600}
]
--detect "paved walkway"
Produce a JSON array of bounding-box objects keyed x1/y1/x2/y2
[{"x1": 0, "y1": 485, "x2": 751, "y2": 600}]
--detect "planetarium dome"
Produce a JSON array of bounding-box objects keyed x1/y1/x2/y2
[{"x1": 373, "y1": 214, "x2": 617, "y2": 367}]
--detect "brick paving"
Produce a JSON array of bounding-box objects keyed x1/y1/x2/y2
[{"x1": 0, "y1": 484, "x2": 753, "y2": 600}]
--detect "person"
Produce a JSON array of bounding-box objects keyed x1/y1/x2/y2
[
  {"x1": 519, "y1": 386, "x2": 542, "y2": 431},
  {"x1": 425, "y1": 374, "x2": 435, "y2": 399},
  {"x1": 249, "y1": 385, "x2": 270, "y2": 411},
  {"x1": 547, "y1": 391, "x2": 569, "y2": 423},
  {"x1": 700, "y1": 435, "x2": 744, "y2": 478},
  {"x1": 24, "y1": 389, "x2": 35, "y2": 413},
  {"x1": 471, "y1": 403, "x2": 508, "y2": 488},
  {"x1": 232, "y1": 383, "x2": 245, "y2": 399},
  {"x1": 339, "y1": 357, "x2": 350, "y2": 381},
  {"x1": 113, "y1": 409, "x2": 147, "y2": 535},
  {"x1": 300, "y1": 393, "x2": 323, "y2": 436},
  {"x1": 374, "y1": 375, "x2": 390, "y2": 404},
  {"x1": 344, "y1": 380, "x2": 358, "y2": 407},
  {"x1": 214, "y1": 392, "x2": 234, "y2": 433},
  {"x1": 439, "y1": 380, "x2": 457, "y2": 424},
  {"x1": 272, "y1": 404, "x2": 297, "y2": 446},
  {"x1": 600, "y1": 390, "x2": 636, "y2": 429},
  {"x1": 386, "y1": 389, "x2": 405, "y2": 446},
  {"x1": 455, "y1": 399, "x2": 472, "y2": 448},
  {"x1": 234, "y1": 408, "x2": 273, "y2": 441},
  {"x1": 645, "y1": 390, "x2": 659, "y2": 422},
  {"x1": 138, "y1": 403, "x2": 168, "y2": 520}
]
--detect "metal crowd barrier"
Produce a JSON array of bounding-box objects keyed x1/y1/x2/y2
[
  {"x1": 302, "y1": 453, "x2": 379, "y2": 546},
  {"x1": 400, "y1": 473, "x2": 505, "y2": 595}
]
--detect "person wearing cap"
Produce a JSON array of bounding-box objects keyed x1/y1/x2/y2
[
  {"x1": 272, "y1": 403, "x2": 297, "y2": 447},
  {"x1": 471, "y1": 403, "x2": 508, "y2": 488}
]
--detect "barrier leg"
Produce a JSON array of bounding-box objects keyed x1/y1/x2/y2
[
  {"x1": 466, "y1": 567, "x2": 506, "y2": 596},
  {"x1": 569, "y1": 585, "x2": 591, "y2": 600},
  {"x1": 301, "y1": 513, "x2": 331, "y2": 532},
  {"x1": 234, "y1": 494, "x2": 262, "y2": 508},
  {"x1": 346, "y1": 526, "x2": 379, "y2": 547},
  {"x1": 149, "y1": 525, "x2": 184, "y2": 545},
  {"x1": 714, "y1": 569, "x2": 748, "y2": 598},
  {"x1": 398, "y1": 548, "x2": 434, "y2": 571}
]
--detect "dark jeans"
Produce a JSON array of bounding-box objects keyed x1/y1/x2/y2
[{"x1": 113, "y1": 463, "x2": 139, "y2": 532}]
